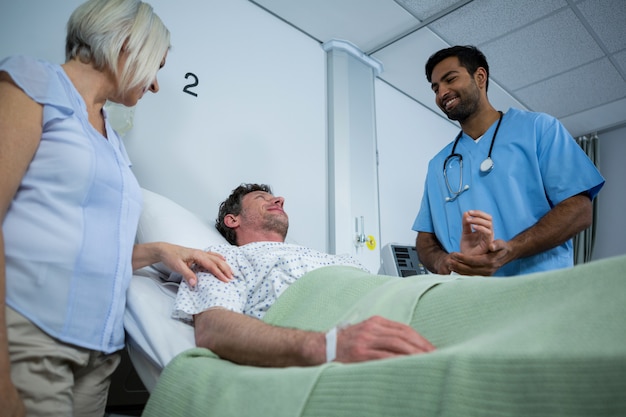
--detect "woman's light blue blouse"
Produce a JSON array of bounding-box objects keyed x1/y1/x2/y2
[{"x1": 1, "y1": 55, "x2": 142, "y2": 353}]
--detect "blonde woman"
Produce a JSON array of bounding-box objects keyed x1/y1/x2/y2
[{"x1": 0, "y1": 1, "x2": 231, "y2": 415}]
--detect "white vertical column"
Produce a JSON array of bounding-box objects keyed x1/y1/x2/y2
[{"x1": 323, "y1": 39, "x2": 383, "y2": 273}]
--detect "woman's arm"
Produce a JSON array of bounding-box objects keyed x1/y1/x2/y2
[{"x1": 0, "y1": 71, "x2": 43, "y2": 417}]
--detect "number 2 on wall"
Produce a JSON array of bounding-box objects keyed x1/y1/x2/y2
[{"x1": 183, "y1": 72, "x2": 199, "y2": 97}]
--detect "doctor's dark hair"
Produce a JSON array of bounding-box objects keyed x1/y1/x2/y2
[
  {"x1": 216, "y1": 183, "x2": 273, "y2": 245},
  {"x1": 425, "y1": 45, "x2": 490, "y2": 92},
  {"x1": 65, "y1": 0, "x2": 170, "y2": 96}
]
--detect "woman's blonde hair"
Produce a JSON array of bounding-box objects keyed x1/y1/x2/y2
[{"x1": 66, "y1": 0, "x2": 170, "y2": 95}]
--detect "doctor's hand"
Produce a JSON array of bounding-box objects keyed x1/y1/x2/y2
[
  {"x1": 449, "y1": 238, "x2": 509, "y2": 276},
  {"x1": 335, "y1": 316, "x2": 435, "y2": 363},
  {"x1": 459, "y1": 210, "x2": 494, "y2": 256},
  {"x1": 157, "y1": 243, "x2": 233, "y2": 287},
  {"x1": 447, "y1": 209, "x2": 502, "y2": 276}
]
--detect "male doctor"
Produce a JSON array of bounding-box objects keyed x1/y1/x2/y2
[{"x1": 413, "y1": 45, "x2": 605, "y2": 277}]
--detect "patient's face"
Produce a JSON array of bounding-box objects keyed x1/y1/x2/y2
[{"x1": 238, "y1": 191, "x2": 289, "y2": 238}]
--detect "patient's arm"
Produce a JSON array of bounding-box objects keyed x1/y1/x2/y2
[{"x1": 194, "y1": 308, "x2": 434, "y2": 367}]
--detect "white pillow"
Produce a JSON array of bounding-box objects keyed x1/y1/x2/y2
[{"x1": 136, "y1": 188, "x2": 229, "y2": 277}]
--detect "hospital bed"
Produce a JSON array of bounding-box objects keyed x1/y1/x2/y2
[
  {"x1": 125, "y1": 189, "x2": 626, "y2": 416},
  {"x1": 124, "y1": 188, "x2": 229, "y2": 391}
]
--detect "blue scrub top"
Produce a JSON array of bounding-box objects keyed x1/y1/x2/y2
[{"x1": 413, "y1": 108, "x2": 605, "y2": 276}]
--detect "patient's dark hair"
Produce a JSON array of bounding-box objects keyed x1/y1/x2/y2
[
  {"x1": 425, "y1": 45, "x2": 490, "y2": 91},
  {"x1": 216, "y1": 183, "x2": 273, "y2": 245}
]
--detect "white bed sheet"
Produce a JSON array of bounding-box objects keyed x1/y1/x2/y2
[
  {"x1": 124, "y1": 268, "x2": 195, "y2": 392},
  {"x1": 125, "y1": 188, "x2": 230, "y2": 391}
]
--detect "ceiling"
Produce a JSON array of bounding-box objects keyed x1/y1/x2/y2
[{"x1": 250, "y1": 0, "x2": 626, "y2": 137}]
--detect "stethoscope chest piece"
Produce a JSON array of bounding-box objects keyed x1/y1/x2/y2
[
  {"x1": 480, "y1": 157, "x2": 494, "y2": 173},
  {"x1": 443, "y1": 111, "x2": 503, "y2": 202}
]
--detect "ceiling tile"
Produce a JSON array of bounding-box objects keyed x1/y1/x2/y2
[
  {"x1": 482, "y1": 8, "x2": 605, "y2": 90},
  {"x1": 576, "y1": 0, "x2": 626, "y2": 53},
  {"x1": 373, "y1": 28, "x2": 450, "y2": 110},
  {"x1": 428, "y1": 0, "x2": 567, "y2": 47},
  {"x1": 393, "y1": 0, "x2": 462, "y2": 20},
  {"x1": 614, "y1": 49, "x2": 626, "y2": 75},
  {"x1": 249, "y1": 0, "x2": 625, "y2": 134},
  {"x1": 251, "y1": 0, "x2": 418, "y2": 52},
  {"x1": 373, "y1": 27, "x2": 526, "y2": 125},
  {"x1": 560, "y1": 98, "x2": 626, "y2": 136},
  {"x1": 514, "y1": 58, "x2": 626, "y2": 119}
]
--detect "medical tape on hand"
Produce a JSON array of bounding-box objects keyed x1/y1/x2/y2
[{"x1": 325, "y1": 327, "x2": 337, "y2": 363}]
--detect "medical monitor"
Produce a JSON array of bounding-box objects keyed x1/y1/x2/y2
[{"x1": 379, "y1": 243, "x2": 429, "y2": 277}]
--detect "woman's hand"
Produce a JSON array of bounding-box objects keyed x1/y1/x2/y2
[
  {"x1": 158, "y1": 243, "x2": 233, "y2": 287},
  {"x1": 133, "y1": 242, "x2": 233, "y2": 287}
]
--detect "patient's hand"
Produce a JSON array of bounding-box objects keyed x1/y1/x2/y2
[
  {"x1": 459, "y1": 210, "x2": 494, "y2": 256},
  {"x1": 194, "y1": 310, "x2": 434, "y2": 367},
  {"x1": 336, "y1": 316, "x2": 435, "y2": 363}
]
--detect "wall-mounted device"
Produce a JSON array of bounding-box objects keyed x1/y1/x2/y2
[{"x1": 379, "y1": 243, "x2": 429, "y2": 277}]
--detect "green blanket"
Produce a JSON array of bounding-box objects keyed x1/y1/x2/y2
[{"x1": 142, "y1": 255, "x2": 626, "y2": 417}]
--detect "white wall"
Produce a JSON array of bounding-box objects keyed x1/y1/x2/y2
[
  {"x1": 3, "y1": 1, "x2": 621, "y2": 265},
  {"x1": 375, "y1": 81, "x2": 457, "y2": 247},
  {"x1": 0, "y1": 0, "x2": 329, "y2": 252},
  {"x1": 0, "y1": 0, "x2": 457, "y2": 266},
  {"x1": 593, "y1": 124, "x2": 626, "y2": 260},
  {"x1": 0, "y1": 2, "x2": 76, "y2": 62},
  {"x1": 124, "y1": 0, "x2": 328, "y2": 252}
]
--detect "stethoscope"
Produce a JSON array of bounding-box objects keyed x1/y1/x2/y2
[{"x1": 443, "y1": 111, "x2": 503, "y2": 202}]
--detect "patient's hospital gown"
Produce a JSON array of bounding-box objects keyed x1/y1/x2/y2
[{"x1": 173, "y1": 242, "x2": 366, "y2": 321}]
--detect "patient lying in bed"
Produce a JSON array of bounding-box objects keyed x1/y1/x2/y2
[
  {"x1": 173, "y1": 241, "x2": 366, "y2": 321},
  {"x1": 133, "y1": 186, "x2": 626, "y2": 417},
  {"x1": 172, "y1": 183, "x2": 493, "y2": 367}
]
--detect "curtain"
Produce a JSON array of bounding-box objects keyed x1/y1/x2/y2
[{"x1": 573, "y1": 133, "x2": 600, "y2": 264}]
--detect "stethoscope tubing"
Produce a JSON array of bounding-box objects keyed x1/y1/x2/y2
[{"x1": 443, "y1": 111, "x2": 503, "y2": 201}]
